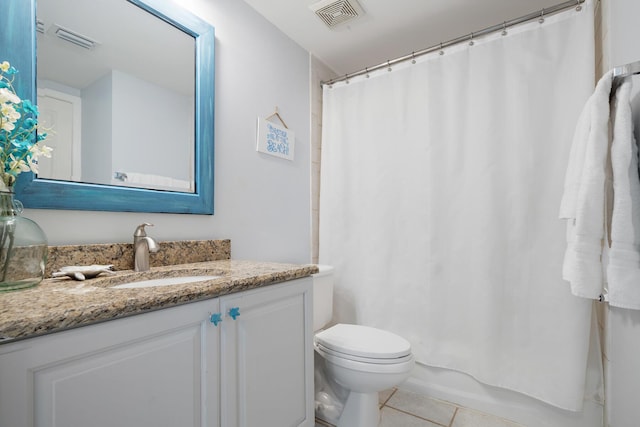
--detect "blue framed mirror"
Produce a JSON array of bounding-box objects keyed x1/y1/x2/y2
[{"x1": 3, "y1": 0, "x2": 214, "y2": 214}]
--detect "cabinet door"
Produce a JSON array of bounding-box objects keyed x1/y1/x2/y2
[
  {"x1": 0, "y1": 298, "x2": 220, "y2": 427},
  {"x1": 220, "y1": 278, "x2": 314, "y2": 427}
]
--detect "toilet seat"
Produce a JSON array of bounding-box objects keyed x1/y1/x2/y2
[
  {"x1": 314, "y1": 342, "x2": 415, "y2": 374},
  {"x1": 314, "y1": 324, "x2": 412, "y2": 363},
  {"x1": 315, "y1": 342, "x2": 414, "y2": 365}
]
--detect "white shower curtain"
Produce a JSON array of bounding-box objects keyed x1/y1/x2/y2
[{"x1": 319, "y1": 3, "x2": 597, "y2": 411}]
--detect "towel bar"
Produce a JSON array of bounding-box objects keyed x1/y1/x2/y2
[{"x1": 613, "y1": 60, "x2": 640, "y2": 79}]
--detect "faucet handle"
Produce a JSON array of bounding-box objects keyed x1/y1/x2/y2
[{"x1": 134, "y1": 223, "x2": 154, "y2": 237}]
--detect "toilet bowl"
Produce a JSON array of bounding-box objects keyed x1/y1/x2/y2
[{"x1": 313, "y1": 266, "x2": 414, "y2": 427}]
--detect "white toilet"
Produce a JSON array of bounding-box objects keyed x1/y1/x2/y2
[{"x1": 313, "y1": 265, "x2": 415, "y2": 427}]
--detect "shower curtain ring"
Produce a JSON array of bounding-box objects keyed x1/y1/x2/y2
[
  {"x1": 469, "y1": 33, "x2": 474, "y2": 46},
  {"x1": 502, "y1": 22, "x2": 508, "y2": 36},
  {"x1": 575, "y1": 0, "x2": 582, "y2": 11},
  {"x1": 439, "y1": 43, "x2": 444, "y2": 55},
  {"x1": 365, "y1": 67, "x2": 370, "y2": 78},
  {"x1": 387, "y1": 61, "x2": 392, "y2": 72},
  {"x1": 539, "y1": 9, "x2": 545, "y2": 23},
  {"x1": 344, "y1": 74, "x2": 349, "y2": 84},
  {"x1": 411, "y1": 52, "x2": 416, "y2": 64}
]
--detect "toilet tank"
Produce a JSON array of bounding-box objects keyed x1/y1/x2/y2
[{"x1": 313, "y1": 265, "x2": 334, "y2": 331}]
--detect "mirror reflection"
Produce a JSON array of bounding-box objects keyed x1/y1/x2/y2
[{"x1": 36, "y1": 0, "x2": 196, "y2": 193}]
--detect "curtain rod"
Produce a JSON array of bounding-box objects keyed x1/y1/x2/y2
[{"x1": 322, "y1": 0, "x2": 586, "y2": 86}]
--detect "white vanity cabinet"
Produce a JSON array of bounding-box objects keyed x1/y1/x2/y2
[
  {"x1": 0, "y1": 277, "x2": 313, "y2": 427},
  {"x1": 0, "y1": 297, "x2": 220, "y2": 427},
  {"x1": 220, "y1": 278, "x2": 314, "y2": 427}
]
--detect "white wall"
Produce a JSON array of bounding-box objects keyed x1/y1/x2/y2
[
  {"x1": 601, "y1": 1, "x2": 640, "y2": 425},
  {"x1": 81, "y1": 73, "x2": 112, "y2": 184},
  {"x1": 23, "y1": 0, "x2": 312, "y2": 265},
  {"x1": 111, "y1": 70, "x2": 192, "y2": 182},
  {"x1": 310, "y1": 55, "x2": 337, "y2": 264}
]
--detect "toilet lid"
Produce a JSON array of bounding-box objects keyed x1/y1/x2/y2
[{"x1": 315, "y1": 324, "x2": 411, "y2": 359}]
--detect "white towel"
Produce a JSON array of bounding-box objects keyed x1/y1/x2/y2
[
  {"x1": 607, "y1": 79, "x2": 640, "y2": 309},
  {"x1": 559, "y1": 70, "x2": 614, "y2": 299}
]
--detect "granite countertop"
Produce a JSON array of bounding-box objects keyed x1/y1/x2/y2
[{"x1": 0, "y1": 259, "x2": 319, "y2": 343}]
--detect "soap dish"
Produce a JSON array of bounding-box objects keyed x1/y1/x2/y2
[{"x1": 52, "y1": 265, "x2": 116, "y2": 281}]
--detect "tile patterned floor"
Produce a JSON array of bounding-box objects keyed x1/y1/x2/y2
[{"x1": 315, "y1": 388, "x2": 525, "y2": 427}]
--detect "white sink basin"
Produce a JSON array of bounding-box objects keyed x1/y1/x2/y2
[{"x1": 112, "y1": 275, "x2": 222, "y2": 289}]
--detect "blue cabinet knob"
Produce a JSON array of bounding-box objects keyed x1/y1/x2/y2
[
  {"x1": 228, "y1": 307, "x2": 240, "y2": 320},
  {"x1": 210, "y1": 313, "x2": 223, "y2": 326}
]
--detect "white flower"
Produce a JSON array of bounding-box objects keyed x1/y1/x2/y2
[
  {"x1": 1, "y1": 102, "x2": 20, "y2": 124},
  {"x1": 9, "y1": 154, "x2": 31, "y2": 173},
  {"x1": 0, "y1": 60, "x2": 51, "y2": 185},
  {"x1": 0, "y1": 88, "x2": 20, "y2": 105},
  {"x1": 27, "y1": 156, "x2": 38, "y2": 174},
  {"x1": 30, "y1": 143, "x2": 53, "y2": 158},
  {"x1": 1, "y1": 118, "x2": 14, "y2": 132},
  {"x1": 0, "y1": 92, "x2": 21, "y2": 134}
]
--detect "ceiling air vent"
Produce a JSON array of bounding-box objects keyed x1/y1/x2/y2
[
  {"x1": 53, "y1": 24, "x2": 99, "y2": 50},
  {"x1": 36, "y1": 19, "x2": 45, "y2": 34},
  {"x1": 310, "y1": 0, "x2": 365, "y2": 28}
]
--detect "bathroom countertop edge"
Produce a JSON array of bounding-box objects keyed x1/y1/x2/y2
[{"x1": 0, "y1": 259, "x2": 318, "y2": 343}]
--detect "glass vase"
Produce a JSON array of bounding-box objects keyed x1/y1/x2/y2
[{"x1": 0, "y1": 191, "x2": 48, "y2": 292}]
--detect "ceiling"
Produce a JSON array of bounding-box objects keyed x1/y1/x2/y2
[
  {"x1": 242, "y1": 0, "x2": 568, "y2": 76},
  {"x1": 36, "y1": 0, "x2": 194, "y2": 95}
]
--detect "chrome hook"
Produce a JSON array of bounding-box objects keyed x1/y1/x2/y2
[
  {"x1": 468, "y1": 33, "x2": 474, "y2": 46},
  {"x1": 439, "y1": 43, "x2": 444, "y2": 56},
  {"x1": 501, "y1": 22, "x2": 508, "y2": 36},
  {"x1": 575, "y1": 0, "x2": 582, "y2": 11},
  {"x1": 538, "y1": 9, "x2": 545, "y2": 24},
  {"x1": 345, "y1": 74, "x2": 349, "y2": 84},
  {"x1": 387, "y1": 61, "x2": 392, "y2": 72},
  {"x1": 411, "y1": 52, "x2": 416, "y2": 64},
  {"x1": 365, "y1": 67, "x2": 370, "y2": 78}
]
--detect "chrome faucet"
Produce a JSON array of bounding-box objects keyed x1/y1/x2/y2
[{"x1": 133, "y1": 223, "x2": 159, "y2": 272}]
